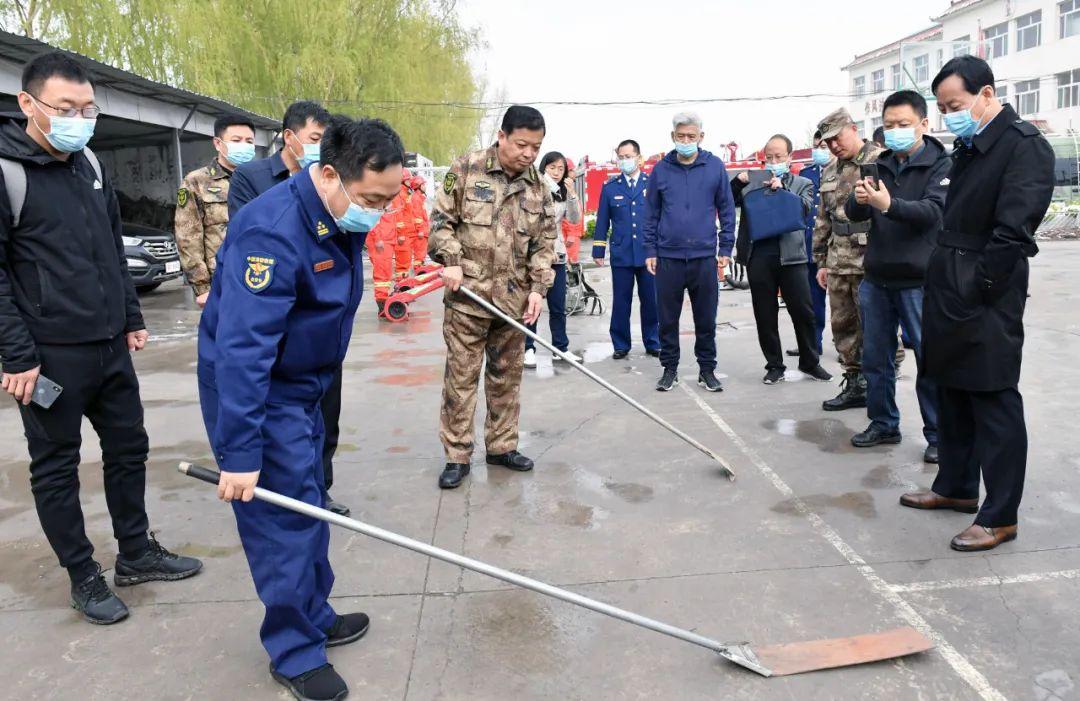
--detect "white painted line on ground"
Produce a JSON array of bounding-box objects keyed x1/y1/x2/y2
[
  {"x1": 679, "y1": 383, "x2": 1006, "y2": 701},
  {"x1": 891, "y1": 568, "x2": 1080, "y2": 593}
]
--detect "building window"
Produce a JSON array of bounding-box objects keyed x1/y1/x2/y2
[
  {"x1": 1058, "y1": 68, "x2": 1080, "y2": 108},
  {"x1": 871, "y1": 69, "x2": 885, "y2": 93},
  {"x1": 953, "y1": 35, "x2": 970, "y2": 56},
  {"x1": 1015, "y1": 79, "x2": 1040, "y2": 115},
  {"x1": 853, "y1": 75, "x2": 866, "y2": 97},
  {"x1": 913, "y1": 54, "x2": 929, "y2": 83},
  {"x1": 870, "y1": 116, "x2": 884, "y2": 133},
  {"x1": 996, "y1": 83, "x2": 1010, "y2": 107},
  {"x1": 984, "y1": 21, "x2": 1009, "y2": 57},
  {"x1": 891, "y1": 63, "x2": 901, "y2": 88},
  {"x1": 936, "y1": 48, "x2": 944, "y2": 69},
  {"x1": 1062, "y1": 0, "x2": 1080, "y2": 38},
  {"x1": 1016, "y1": 11, "x2": 1042, "y2": 51}
]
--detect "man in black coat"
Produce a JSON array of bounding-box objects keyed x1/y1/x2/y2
[{"x1": 900, "y1": 56, "x2": 1055, "y2": 552}]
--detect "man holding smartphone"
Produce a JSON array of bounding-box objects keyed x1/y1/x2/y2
[
  {"x1": 0, "y1": 52, "x2": 201, "y2": 625},
  {"x1": 844, "y1": 90, "x2": 950, "y2": 463}
]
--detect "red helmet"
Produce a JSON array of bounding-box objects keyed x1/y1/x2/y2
[
  {"x1": 401, "y1": 168, "x2": 412, "y2": 183},
  {"x1": 564, "y1": 157, "x2": 576, "y2": 173},
  {"x1": 408, "y1": 174, "x2": 426, "y2": 190}
]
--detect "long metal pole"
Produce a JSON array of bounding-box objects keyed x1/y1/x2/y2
[
  {"x1": 177, "y1": 462, "x2": 767, "y2": 675},
  {"x1": 457, "y1": 286, "x2": 735, "y2": 479}
]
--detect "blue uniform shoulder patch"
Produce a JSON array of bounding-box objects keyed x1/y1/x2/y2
[{"x1": 243, "y1": 252, "x2": 277, "y2": 293}]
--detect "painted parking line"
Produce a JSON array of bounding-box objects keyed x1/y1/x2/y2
[
  {"x1": 679, "y1": 383, "x2": 1006, "y2": 701},
  {"x1": 890, "y1": 568, "x2": 1080, "y2": 593}
]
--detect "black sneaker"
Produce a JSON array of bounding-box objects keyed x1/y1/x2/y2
[
  {"x1": 439, "y1": 463, "x2": 470, "y2": 489},
  {"x1": 486, "y1": 450, "x2": 534, "y2": 472},
  {"x1": 697, "y1": 370, "x2": 723, "y2": 392},
  {"x1": 114, "y1": 533, "x2": 203, "y2": 587},
  {"x1": 271, "y1": 663, "x2": 348, "y2": 701},
  {"x1": 645, "y1": 348, "x2": 661, "y2": 358},
  {"x1": 71, "y1": 565, "x2": 129, "y2": 625},
  {"x1": 325, "y1": 497, "x2": 351, "y2": 517},
  {"x1": 802, "y1": 365, "x2": 833, "y2": 382},
  {"x1": 851, "y1": 425, "x2": 903, "y2": 447},
  {"x1": 762, "y1": 368, "x2": 785, "y2": 385},
  {"x1": 785, "y1": 348, "x2": 800, "y2": 357},
  {"x1": 612, "y1": 350, "x2": 629, "y2": 360},
  {"x1": 325, "y1": 612, "x2": 370, "y2": 648},
  {"x1": 822, "y1": 371, "x2": 867, "y2": 411},
  {"x1": 924, "y1": 445, "x2": 939, "y2": 464},
  {"x1": 656, "y1": 368, "x2": 679, "y2": 391}
]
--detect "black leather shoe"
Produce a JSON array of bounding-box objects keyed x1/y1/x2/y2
[
  {"x1": 325, "y1": 612, "x2": 370, "y2": 647},
  {"x1": 851, "y1": 425, "x2": 902, "y2": 447},
  {"x1": 697, "y1": 370, "x2": 723, "y2": 392},
  {"x1": 802, "y1": 365, "x2": 833, "y2": 382},
  {"x1": 71, "y1": 565, "x2": 129, "y2": 625},
  {"x1": 924, "y1": 445, "x2": 939, "y2": 464},
  {"x1": 822, "y1": 371, "x2": 867, "y2": 411},
  {"x1": 271, "y1": 663, "x2": 348, "y2": 701},
  {"x1": 645, "y1": 348, "x2": 661, "y2": 358},
  {"x1": 785, "y1": 348, "x2": 800, "y2": 357},
  {"x1": 439, "y1": 463, "x2": 470, "y2": 489},
  {"x1": 656, "y1": 367, "x2": 679, "y2": 391},
  {"x1": 325, "y1": 496, "x2": 351, "y2": 517},
  {"x1": 114, "y1": 533, "x2": 203, "y2": 586},
  {"x1": 612, "y1": 350, "x2": 629, "y2": 359},
  {"x1": 486, "y1": 450, "x2": 534, "y2": 472}
]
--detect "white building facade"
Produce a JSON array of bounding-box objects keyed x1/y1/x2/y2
[{"x1": 843, "y1": 0, "x2": 1080, "y2": 137}]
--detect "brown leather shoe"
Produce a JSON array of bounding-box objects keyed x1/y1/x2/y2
[
  {"x1": 950, "y1": 524, "x2": 1018, "y2": 552},
  {"x1": 899, "y1": 490, "x2": 978, "y2": 513}
]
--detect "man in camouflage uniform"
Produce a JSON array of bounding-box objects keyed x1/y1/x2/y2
[
  {"x1": 174, "y1": 114, "x2": 256, "y2": 307},
  {"x1": 429, "y1": 105, "x2": 556, "y2": 490},
  {"x1": 813, "y1": 108, "x2": 884, "y2": 411}
]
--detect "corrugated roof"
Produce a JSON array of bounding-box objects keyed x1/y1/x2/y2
[
  {"x1": 0, "y1": 29, "x2": 278, "y2": 130},
  {"x1": 933, "y1": 0, "x2": 990, "y2": 22},
  {"x1": 843, "y1": 25, "x2": 944, "y2": 71}
]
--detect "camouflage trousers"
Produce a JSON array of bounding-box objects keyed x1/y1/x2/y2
[
  {"x1": 828, "y1": 273, "x2": 863, "y2": 372},
  {"x1": 439, "y1": 307, "x2": 525, "y2": 463},
  {"x1": 828, "y1": 273, "x2": 905, "y2": 373}
]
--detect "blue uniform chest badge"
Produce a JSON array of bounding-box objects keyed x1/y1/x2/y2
[
  {"x1": 244, "y1": 253, "x2": 276, "y2": 293},
  {"x1": 315, "y1": 220, "x2": 331, "y2": 238}
]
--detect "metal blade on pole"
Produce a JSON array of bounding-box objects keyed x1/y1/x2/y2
[
  {"x1": 455, "y1": 285, "x2": 735, "y2": 479},
  {"x1": 179, "y1": 462, "x2": 933, "y2": 676}
]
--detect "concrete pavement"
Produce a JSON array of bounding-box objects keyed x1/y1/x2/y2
[{"x1": 2, "y1": 243, "x2": 1079, "y2": 700}]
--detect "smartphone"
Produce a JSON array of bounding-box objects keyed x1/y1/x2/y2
[
  {"x1": 748, "y1": 170, "x2": 772, "y2": 189},
  {"x1": 859, "y1": 163, "x2": 879, "y2": 187},
  {"x1": 31, "y1": 375, "x2": 63, "y2": 409}
]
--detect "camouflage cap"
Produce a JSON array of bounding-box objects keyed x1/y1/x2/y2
[{"x1": 817, "y1": 108, "x2": 855, "y2": 140}]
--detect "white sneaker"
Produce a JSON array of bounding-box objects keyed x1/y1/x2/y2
[
  {"x1": 555, "y1": 350, "x2": 582, "y2": 363},
  {"x1": 524, "y1": 348, "x2": 537, "y2": 368}
]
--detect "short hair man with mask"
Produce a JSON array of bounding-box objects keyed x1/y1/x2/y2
[
  {"x1": 198, "y1": 115, "x2": 404, "y2": 700},
  {"x1": 845, "y1": 90, "x2": 950, "y2": 463},
  {"x1": 592, "y1": 138, "x2": 660, "y2": 359}
]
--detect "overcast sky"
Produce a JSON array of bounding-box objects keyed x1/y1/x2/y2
[{"x1": 456, "y1": 0, "x2": 947, "y2": 163}]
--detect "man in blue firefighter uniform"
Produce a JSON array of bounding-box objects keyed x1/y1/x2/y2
[
  {"x1": 592, "y1": 139, "x2": 659, "y2": 359},
  {"x1": 197, "y1": 115, "x2": 404, "y2": 701}
]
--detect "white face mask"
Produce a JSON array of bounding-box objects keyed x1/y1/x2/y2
[{"x1": 542, "y1": 172, "x2": 560, "y2": 193}]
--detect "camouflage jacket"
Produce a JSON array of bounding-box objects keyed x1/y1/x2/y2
[
  {"x1": 812, "y1": 140, "x2": 884, "y2": 275},
  {"x1": 429, "y1": 146, "x2": 557, "y2": 319},
  {"x1": 174, "y1": 160, "x2": 232, "y2": 295}
]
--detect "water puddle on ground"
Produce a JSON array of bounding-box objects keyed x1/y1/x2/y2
[{"x1": 761, "y1": 417, "x2": 856, "y2": 453}]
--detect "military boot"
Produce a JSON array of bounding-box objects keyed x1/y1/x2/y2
[{"x1": 822, "y1": 371, "x2": 866, "y2": 411}]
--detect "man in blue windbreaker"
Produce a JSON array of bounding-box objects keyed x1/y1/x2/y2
[
  {"x1": 643, "y1": 112, "x2": 737, "y2": 392},
  {"x1": 197, "y1": 115, "x2": 404, "y2": 701},
  {"x1": 592, "y1": 138, "x2": 659, "y2": 359}
]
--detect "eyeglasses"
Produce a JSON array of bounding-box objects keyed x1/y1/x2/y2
[{"x1": 30, "y1": 94, "x2": 101, "y2": 119}]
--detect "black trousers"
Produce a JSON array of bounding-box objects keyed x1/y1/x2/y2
[
  {"x1": 656, "y1": 256, "x2": 718, "y2": 372},
  {"x1": 931, "y1": 385, "x2": 1027, "y2": 527},
  {"x1": 319, "y1": 363, "x2": 343, "y2": 491},
  {"x1": 17, "y1": 336, "x2": 150, "y2": 573},
  {"x1": 747, "y1": 253, "x2": 819, "y2": 372}
]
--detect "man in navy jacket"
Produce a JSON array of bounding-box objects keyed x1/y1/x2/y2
[
  {"x1": 592, "y1": 138, "x2": 659, "y2": 359},
  {"x1": 643, "y1": 112, "x2": 736, "y2": 392}
]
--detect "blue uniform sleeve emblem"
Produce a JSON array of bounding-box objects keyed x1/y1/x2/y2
[{"x1": 244, "y1": 252, "x2": 277, "y2": 293}]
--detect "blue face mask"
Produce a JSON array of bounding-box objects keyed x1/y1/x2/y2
[
  {"x1": 334, "y1": 180, "x2": 383, "y2": 233},
  {"x1": 674, "y1": 141, "x2": 698, "y2": 158},
  {"x1": 766, "y1": 162, "x2": 789, "y2": 176},
  {"x1": 290, "y1": 139, "x2": 321, "y2": 168},
  {"x1": 224, "y1": 141, "x2": 256, "y2": 165},
  {"x1": 37, "y1": 114, "x2": 95, "y2": 153},
  {"x1": 618, "y1": 157, "x2": 638, "y2": 175},
  {"x1": 812, "y1": 148, "x2": 831, "y2": 166},
  {"x1": 944, "y1": 91, "x2": 989, "y2": 140},
  {"x1": 884, "y1": 127, "x2": 917, "y2": 152}
]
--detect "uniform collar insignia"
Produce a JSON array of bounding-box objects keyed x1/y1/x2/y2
[{"x1": 316, "y1": 220, "x2": 331, "y2": 238}]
